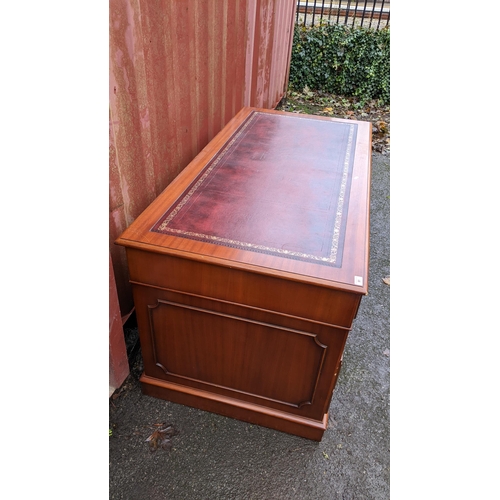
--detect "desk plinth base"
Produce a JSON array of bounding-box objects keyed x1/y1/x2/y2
[{"x1": 140, "y1": 374, "x2": 329, "y2": 441}]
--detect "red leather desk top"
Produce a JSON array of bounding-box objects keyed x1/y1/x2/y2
[
  {"x1": 118, "y1": 107, "x2": 371, "y2": 292},
  {"x1": 153, "y1": 111, "x2": 356, "y2": 267}
]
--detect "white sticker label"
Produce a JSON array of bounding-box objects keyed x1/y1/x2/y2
[{"x1": 354, "y1": 276, "x2": 363, "y2": 286}]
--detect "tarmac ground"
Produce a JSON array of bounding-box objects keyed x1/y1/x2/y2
[{"x1": 109, "y1": 151, "x2": 390, "y2": 500}]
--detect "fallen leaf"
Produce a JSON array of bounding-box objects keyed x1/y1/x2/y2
[
  {"x1": 383, "y1": 349, "x2": 390, "y2": 357},
  {"x1": 382, "y1": 276, "x2": 390, "y2": 286},
  {"x1": 322, "y1": 451, "x2": 329, "y2": 459},
  {"x1": 146, "y1": 423, "x2": 177, "y2": 452},
  {"x1": 375, "y1": 120, "x2": 388, "y2": 133}
]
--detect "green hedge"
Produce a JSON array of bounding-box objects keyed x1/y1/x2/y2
[{"x1": 289, "y1": 23, "x2": 390, "y2": 104}]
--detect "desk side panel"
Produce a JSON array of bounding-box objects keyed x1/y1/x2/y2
[{"x1": 132, "y1": 281, "x2": 350, "y2": 421}]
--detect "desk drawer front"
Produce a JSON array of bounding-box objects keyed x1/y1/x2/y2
[{"x1": 127, "y1": 249, "x2": 361, "y2": 328}]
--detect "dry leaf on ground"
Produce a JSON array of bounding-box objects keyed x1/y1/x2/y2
[{"x1": 146, "y1": 423, "x2": 177, "y2": 451}]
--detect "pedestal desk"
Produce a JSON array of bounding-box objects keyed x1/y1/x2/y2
[{"x1": 116, "y1": 107, "x2": 372, "y2": 441}]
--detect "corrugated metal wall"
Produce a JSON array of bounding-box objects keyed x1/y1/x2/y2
[
  {"x1": 110, "y1": 0, "x2": 297, "y2": 318},
  {"x1": 245, "y1": 0, "x2": 296, "y2": 108}
]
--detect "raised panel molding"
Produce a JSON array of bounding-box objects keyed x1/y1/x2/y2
[{"x1": 147, "y1": 298, "x2": 327, "y2": 408}]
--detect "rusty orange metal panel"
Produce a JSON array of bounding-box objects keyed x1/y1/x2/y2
[
  {"x1": 274, "y1": 0, "x2": 297, "y2": 105},
  {"x1": 110, "y1": 0, "x2": 297, "y2": 320},
  {"x1": 245, "y1": 0, "x2": 297, "y2": 108},
  {"x1": 109, "y1": 252, "x2": 129, "y2": 392}
]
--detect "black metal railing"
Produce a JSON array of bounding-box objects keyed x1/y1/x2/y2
[{"x1": 296, "y1": 0, "x2": 390, "y2": 29}]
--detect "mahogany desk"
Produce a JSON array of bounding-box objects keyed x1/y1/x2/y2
[{"x1": 116, "y1": 107, "x2": 372, "y2": 441}]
